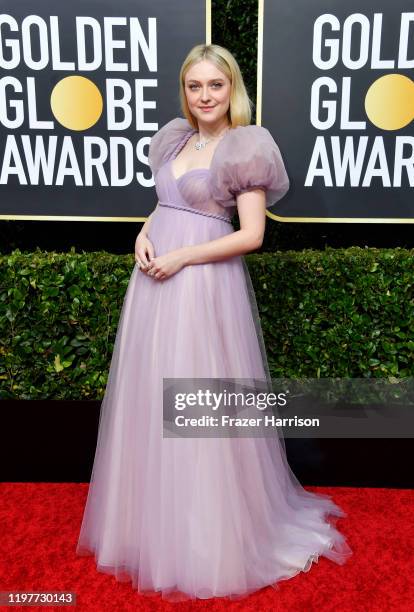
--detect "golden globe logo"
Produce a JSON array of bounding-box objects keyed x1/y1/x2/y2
[
  {"x1": 305, "y1": 12, "x2": 414, "y2": 188},
  {"x1": 365, "y1": 74, "x2": 414, "y2": 130},
  {"x1": 51, "y1": 76, "x2": 103, "y2": 131},
  {"x1": 0, "y1": 14, "x2": 157, "y2": 187}
]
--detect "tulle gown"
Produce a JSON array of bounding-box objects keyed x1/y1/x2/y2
[{"x1": 76, "y1": 117, "x2": 352, "y2": 601}]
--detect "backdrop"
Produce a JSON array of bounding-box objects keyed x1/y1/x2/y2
[
  {"x1": 260, "y1": 0, "x2": 414, "y2": 224},
  {"x1": 0, "y1": 0, "x2": 209, "y2": 221}
]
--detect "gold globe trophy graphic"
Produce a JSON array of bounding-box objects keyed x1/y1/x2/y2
[
  {"x1": 50, "y1": 75, "x2": 103, "y2": 130},
  {"x1": 365, "y1": 73, "x2": 414, "y2": 131}
]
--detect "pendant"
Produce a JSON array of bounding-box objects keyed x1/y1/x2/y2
[{"x1": 195, "y1": 139, "x2": 210, "y2": 151}]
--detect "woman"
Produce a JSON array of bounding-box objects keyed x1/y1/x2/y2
[{"x1": 76, "y1": 44, "x2": 352, "y2": 602}]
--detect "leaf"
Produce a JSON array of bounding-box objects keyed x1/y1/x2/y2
[{"x1": 54, "y1": 354, "x2": 64, "y2": 373}]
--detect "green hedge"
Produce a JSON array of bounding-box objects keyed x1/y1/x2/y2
[
  {"x1": 248, "y1": 248, "x2": 414, "y2": 379},
  {"x1": 1, "y1": 247, "x2": 413, "y2": 399}
]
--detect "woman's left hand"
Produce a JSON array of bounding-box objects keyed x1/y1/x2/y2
[{"x1": 143, "y1": 249, "x2": 188, "y2": 281}]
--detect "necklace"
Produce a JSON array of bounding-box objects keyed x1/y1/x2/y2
[
  {"x1": 194, "y1": 127, "x2": 230, "y2": 150},
  {"x1": 195, "y1": 138, "x2": 211, "y2": 151}
]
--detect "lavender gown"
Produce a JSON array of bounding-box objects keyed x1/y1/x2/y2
[{"x1": 76, "y1": 117, "x2": 352, "y2": 601}]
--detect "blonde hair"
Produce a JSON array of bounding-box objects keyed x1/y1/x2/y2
[{"x1": 179, "y1": 44, "x2": 253, "y2": 129}]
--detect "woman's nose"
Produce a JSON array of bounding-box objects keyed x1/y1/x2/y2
[{"x1": 200, "y1": 87, "x2": 210, "y2": 101}]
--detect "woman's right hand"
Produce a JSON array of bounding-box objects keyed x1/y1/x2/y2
[{"x1": 135, "y1": 232, "x2": 155, "y2": 272}]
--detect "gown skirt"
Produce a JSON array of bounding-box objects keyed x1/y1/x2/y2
[{"x1": 76, "y1": 123, "x2": 352, "y2": 602}]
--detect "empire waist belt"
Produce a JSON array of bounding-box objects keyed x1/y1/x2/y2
[{"x1": 157, "y1": 200, "x2": 233, "y2": 225}]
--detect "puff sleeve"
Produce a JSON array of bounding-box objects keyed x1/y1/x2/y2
[
  {"x1": 148, "y1": 117, "x2": 195, "y2": 178},
  {"x1": 210, "y1": 125, "x2": 290, "y2": 208}
]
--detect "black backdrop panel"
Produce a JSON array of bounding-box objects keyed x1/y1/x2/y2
[
  {"x1": 0, "y1": 0, "x2": 208, "y2": 220},
  {"x1": 1, "y1": 400, "x2": 413, "y2": 488},
  {"x1": 261, "y1": 0, "x2": 414, "y2": 222}
]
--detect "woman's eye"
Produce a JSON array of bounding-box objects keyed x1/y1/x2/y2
[{"x1": 188, "y1": 83, "x2": 223, "y2": 90}]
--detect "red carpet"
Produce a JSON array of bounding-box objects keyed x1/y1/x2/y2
[{"x1": 1, "y1": 484, "x2": 413, "y2": 611}]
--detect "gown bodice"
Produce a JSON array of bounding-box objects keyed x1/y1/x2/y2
[
  {"x1": 148, "y1": 117, "x2": 291, "y2": 225},
  {"x1": 154, "y1": 128, "x2": 235, "y2": 224}
]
